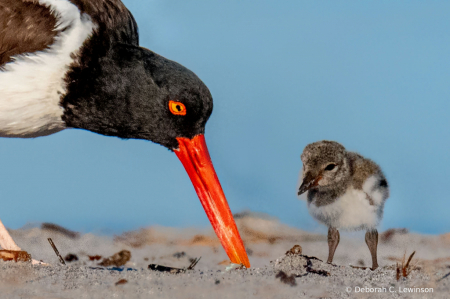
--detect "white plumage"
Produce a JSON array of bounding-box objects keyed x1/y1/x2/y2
[
  {"x1": 303, "y1": 174, "x2": 387, "y2": 231},
  {"x1": 0, "y1": 0, "x2": 95, "y2": 137}
]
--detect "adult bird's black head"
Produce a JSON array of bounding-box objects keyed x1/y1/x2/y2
[
  {"x1": 0, "y1": 0, "x2": 249, "y2": 267},
  {"x1": 63, "y1": 44, "x2": 213, "y2": 149}
]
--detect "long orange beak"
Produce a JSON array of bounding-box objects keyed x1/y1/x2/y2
[{"x1": 175, "y1": 134, "x2": 250, "y2": 268}]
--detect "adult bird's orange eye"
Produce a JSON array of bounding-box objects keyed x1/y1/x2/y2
[{"x1": 169, "y1": 101, "x2": 186, "y2": 115}]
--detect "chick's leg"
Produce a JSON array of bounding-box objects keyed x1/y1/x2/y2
[
  {"x1": 327, "y1": 227, "x2": 340, "y2": 264},
  {"x1": 365, "y1": 229, "x2": 379, "y2": 270}
]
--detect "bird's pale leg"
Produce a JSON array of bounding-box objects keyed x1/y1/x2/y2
[
  {"x1": 0, "y1": 219, "x2": 21, "y2": 251},
  {"x1": 365, "y1": 229, "x2": 379, "y2": 270},
  {"x1": 327, "y1": 227, "x2": 340, "y2": 264},
  {"x1": 0, "y1": 219, "x2": 44, "y2": 264}
]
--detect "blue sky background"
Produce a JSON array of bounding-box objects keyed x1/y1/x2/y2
[{"x1": 1, "y1": 0, "x2": 449, "y2": 234}]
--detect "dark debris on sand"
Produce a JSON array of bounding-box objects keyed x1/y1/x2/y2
[
  {"x1": 115, "y1": 279, "x2": 128, "y2": 286},
  {"x1": 99, "y1": 250, "x2": 131, "y2": 267},
  {"x1": 148, "y1": 257, "x2": 201, "y2": 274},
  {"x1": 276, "y1": 271, "x2": 297, "y2": 286},
  {"x1": 0, "y1": 250, "x2": 31, "y2": 262},
  {"x1": 88, "y1": 255, "x2": 102, "y2": 261},
  {"x1": 64, "y1": 254, "x2": 79, "y2": 262}
]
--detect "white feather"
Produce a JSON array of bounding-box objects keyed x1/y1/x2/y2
[
  {"x1": 306, "y1": 175, "x2": 387, "y2": 231},
  {"x1": 363, "y1": 175, "x2": 386, "y2": 206},
  {"x1": 0, "y1": 0, "x2": 96, "y2": 137}
]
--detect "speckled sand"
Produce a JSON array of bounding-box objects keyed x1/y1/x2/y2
[{"x1": 1, "y1": 213, "x2": 449, "y2": 298}]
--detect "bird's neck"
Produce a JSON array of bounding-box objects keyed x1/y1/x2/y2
[
  {"x1": 308, "y1": 181, "x2": 349, "y2": 207},
  {"x1": 61, "y1": 44, "x2": 153, "y2": 139}
]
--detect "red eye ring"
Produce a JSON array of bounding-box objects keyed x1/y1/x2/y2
[{"x1": 169, "y1": 101, "x2": 186, "y2": 115}]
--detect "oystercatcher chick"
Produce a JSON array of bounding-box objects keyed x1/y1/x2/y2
[
  {"x1": 0, "y1": 0, "x2": 250, "y2": 267},
  {"x1": 297, "y1": 140, "x2": 389, "y2": 270}
]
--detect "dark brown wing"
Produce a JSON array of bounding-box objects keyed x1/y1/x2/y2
[
  {"x1": 0, "y1": 0, "x2": 59, "y2": 68},
  {"x1": 0, "y1": 0, "x2": 139, "y2": 69},
  {"x1": 68, "y1": 0, "x2": 139, "y2": 46},
  {"x1": 348, "y1": 152, "x2": 380, "y2": 190}
]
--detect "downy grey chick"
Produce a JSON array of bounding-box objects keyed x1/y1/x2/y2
[{"x1": 297, "y1": 140, "x2": 389, "y2": 270}]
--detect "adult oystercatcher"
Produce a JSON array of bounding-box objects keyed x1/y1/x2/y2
[
  {"x1": 0, "y1": 0, "x2": 250, "y2": 267},
  {"x1": 297, "y1": 140, "x2": 389, "y2": 270}
]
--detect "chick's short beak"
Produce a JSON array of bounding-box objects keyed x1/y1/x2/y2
[{"x1": 298, "y1": 172, "x2": 322, "y2": 195}]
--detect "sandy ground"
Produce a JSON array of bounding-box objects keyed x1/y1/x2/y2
[{"x1": 1, "y1": 212, "x2": 449, "y2": 298}]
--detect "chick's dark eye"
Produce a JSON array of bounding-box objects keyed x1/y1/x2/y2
[{"x1": 325, "y1": 164, "x2": 336, "y2": 171}]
